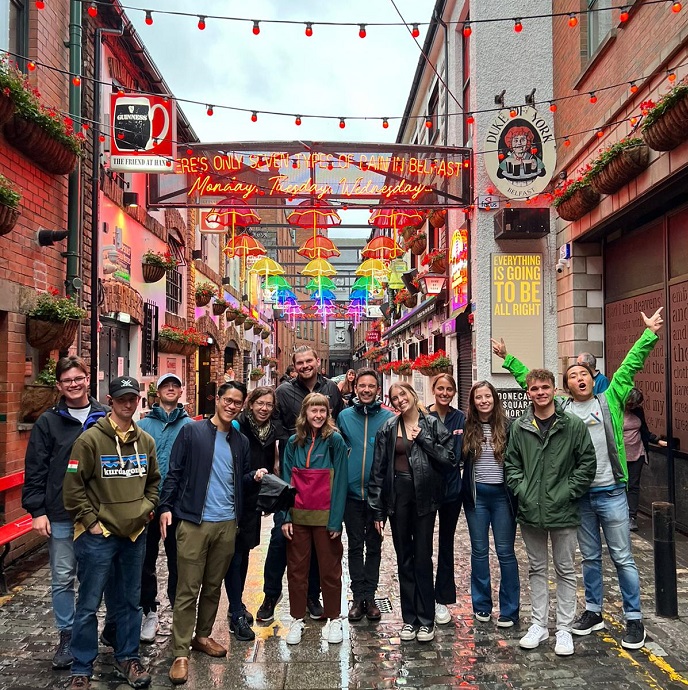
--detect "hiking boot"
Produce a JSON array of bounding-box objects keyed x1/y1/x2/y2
[
  {"x1": 230, "y1": 615, "x2": 255, "y2": 642},
  {"x1": 68, "y1": 676, "x2": 90, "y2": 689},
  {"x1": 140, "y1": 612, "x2": 159, "y2": 643},
  {"x1": 286, "y1": 619, "x2": 305, "y2": 645},
  {"x1": 113, "y1": 658, "x2": 152, "y2": 688},
  {"x1": 52, "y1": 630, "x2": 73, "y2": 669},
  {"x1": 435, "y1": 603, "x2": 452, "y2": 625},
  {"x1": 256, "y1": 594, "x2": 282, "y2": 623},
  {"x1": 417, "y1": 624, "x2": 435, "y2": 642},
  {"x1": 622, "y1": 620, "x2": 646, "y2": 650},
  {"x1": 365, "y1": 599, "x2": 382, "y2": 621},
  {"x1": 307, "y1": 596, "x2": 324, "y2": 620},
  {"x1": 571, "y1": 610, "x2": 604, "y2": 636},
  {"x1": 348, "y1": 600, "x2": 365, "y2": 622},
  {"x1": 555, "y1": 630, "x2": 574, "y2": 656},
  {"x1": 519, "y1": 624, "x2": 549, "y2": 649}
]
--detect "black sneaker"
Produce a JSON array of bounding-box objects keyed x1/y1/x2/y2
[
  {"x1": 99, "y1": 624, "x2": 116, "y2": 648},
  {"x1": 52, "y1": 630, "x2": 73, "y2": 669},
  {"x1": 307, "y1": 596, "x2": 324, "y2": 620},
  {"x1": 113, "y1": 658, "x2": 151, "y2": 688},
  {"x1": 242, "y1": 604, "x2": 254, "y2": 626},
  {"x1": 256, "y1": 594, "x2": 282, "y2": 623},
  {"x1": 621, "y1": 620, "x2": 646, "y2": 649},
  {"x1": 230, "y1": 615, "x2": 256, "y2": 642},
  {"x1": 571, "y1": 610, "x2": 605, "y2": 636}
]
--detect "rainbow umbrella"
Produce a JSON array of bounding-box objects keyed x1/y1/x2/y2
[
  {"x1": 263, "y1": 275, "x2": 292, "y2": 290},
  {"x1": 207, "y1": 197, "x2": 261, "y2": 247},
  {"x1": 362, "y1": 235, "x2": 405, "y2": 261},
  {"x1": 356, "y1": 258, "x2": 389, "y2": 278},
  {"x1": 305, "y1": 276, "x2": 336, "y2": 291},
  {"x1": 297, "y1": 234, "x2": 341, "y2": 260},
  {"x1": 302, "y1": 258, "x2": 337, "y2": 277}
]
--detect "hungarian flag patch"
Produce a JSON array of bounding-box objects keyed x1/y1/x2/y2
[{"x1": 67, "y1": 459, "x2": 79, "y2": 473}]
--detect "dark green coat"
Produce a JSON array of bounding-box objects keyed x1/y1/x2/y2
[{"x1": 504, "y1": 401, "x2": 596, "y2": 529}]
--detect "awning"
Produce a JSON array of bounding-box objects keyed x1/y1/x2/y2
[{"x1": 382, "y1": 296, "x2": 437, "y2": 340}]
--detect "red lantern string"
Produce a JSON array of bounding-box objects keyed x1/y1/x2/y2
[
  {"x1": 198, "y1": 16, "x2": 206, "y2": 30},
  {"x1": 589, "y1": 92, "x2": 598, "y2": 104},
  {"x1": 513, "y1": 19, "x2": 523, "y2": 32},
  {"x1": 305, "y1": 22, "x2": 313, "y2": 36},
  {"x1": 295, "y1": 115, "x2": 302, "y2": 126},
  {"x1": 72, "y1": 75, "x2": 81, "y2": 86},
  {"x1": 251, "y1": 111, "x2": 258, "y2": 122},
  {"x1": 672, "y1": 2, "x2": 682, "y2": 12},
  {"x1": 466, "y1": 114, "x2": 474, "y2": 124},
  {"x1": 411, "y1": 24, "x2": 420, "y2": 38},
  {"x1": 88, "y1": 3, "x2": 97, "y2": 17},
  {"x1": 144, "y1": 10, "x2": 153, "y2": 26},
  {"x1": 568, "y1": 14, "x2": 578, "y2": 27},
  {"x1": 27, "y1": 61, "x2": 36, "y2": 71},
  {"x1": 252, "y1": 20, "x2": 260, "y2": 35},
  {"x1": 463, "y1": 23, "x2": 471, "y2": 37},
  {"x1": 339, "y1": 118, "x2": 346, "y2": 129},
  {"x1": 549, "y1": 102, "x2": 557, "y2": 112},
  {"x1": 382, "y1": 118, "x2": 389, "y2": 129},
  {"x1": 619, "y1": 7, "x2": 629, "y2": 21},
  {"x1": 359, "y1": 24, "x2": 367, "y2": 38},
  {"x1": 630, "y1": 82, "x2": 638, "y2": 93},
  {"x1": 35, "y1": 0, "x2": 44, "y2": 8},
  {"x1": 207, "y1": 105, "x2": 214, "y2": 116}
]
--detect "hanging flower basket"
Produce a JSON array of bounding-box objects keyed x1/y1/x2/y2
[
  {"x1": 428, "y1": 209, "x2": 446, "y2": 229},
  {"x1": 260, "y1": 327, "x2": 271, "y2": 340},
  {"x1": 249, "y1": 367, "x2": 265, "y2": 381},
  {"x1": 194, "y1": 280, "x2": 217, "y2": 307},
  {"x1": 430, "y1": 257, "x2": 448, "y2": 274},
  {"x1": 234, "y1": 312, "x2": 247, "y2": 325},
  {"x1": 554, "y1": 185, "x2": 600, "y2": 222},
  {"x1": 20, "y1": 384, "x2": 59, "y2": 423},
  {"x1": 587, "y1": 141, "x2": 650, "y2": 196},
  {"x1": 641, "y1": 84, "x2": 688, "y2": 151},
  {"x1": 0, "y1": 90, "x2": 14, "y2": 128},
  {"x1": 0, "y1": 201, "x2": 19, "y2": 236},
  {"x1": 158, "y1": 337, "x2": 196, "y2": 357},
  {"x1": 212, "y1": 300, "x2": 228, "y2": 316},
  {"x1": 141, "y1": 263, "x2": 167, "y2": 283},
  {"x1": 244, "y1": 318, "x2": 258, "y2": 331},
  {"x1": 4, "y1": 115, "x2": 78, "y2": 175},
  {"x1": 400, "y1": 225, "x2": 416, "y2": 242},
  {"x1": 26, "y1": 317, "x2": 80, "y2": 351},
  {"x1": 252, "y1": 324, "x2": 262, "y2": 335}
]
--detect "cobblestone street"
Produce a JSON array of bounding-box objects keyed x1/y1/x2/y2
[{"x1": 2, "y1": 513, "x2": 688, "y2": 689}]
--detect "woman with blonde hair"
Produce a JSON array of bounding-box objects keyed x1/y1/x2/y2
[
  {"x1": 462, "y1": 381, "x2": 519, "y2": 627},
  {"x1": 368, "y1": 381, "x2": 456, "y2": 643},
  {"x1": 281, "y1": 393, "x2": 348, "y2": 646}
]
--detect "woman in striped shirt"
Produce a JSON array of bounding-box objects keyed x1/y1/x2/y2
[{"x1": 462, "y1": 381, "x2": 519, "y2": 628}]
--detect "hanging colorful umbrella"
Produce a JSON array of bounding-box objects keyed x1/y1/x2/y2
[
  {"x1": 351, "y1": 275, "x2": 382, "y2": 292},
  {"x1": 287, "y1": 199, "x2": 341, "y2": 232},
  {"x1": 368, "y1": 201, "x2": 425, "y2": 242},
  {"x1": 305, "y1": 276, "x2": 336, "y2": 291},
  {"x1": 207, "y1": 197, "x2": 261, "y2": 247},
  {"x1": 310, "y1": 289, "x2": 336, "y2": 301},
  {"x1": 361, "y1": 235, "x2": 405, "y2": 261},
  {"x1": 223, "y1": 233, "x2": 266, "y2": 258},
  {"x1": 251, "y1": 257, "x2": 286, "y2": 279},
  {"x1": 302, "y1": 258, "x2": 337, "y2": 277},
  {"x1": 297, "y1": 234, "x2": 341, "y2": 260},
  {"x1": 263, "y1": 275, "x2": 292, "y2": 289},
  {"x1": 356, "y1": 258, "x2": 389, "y2": 277}
]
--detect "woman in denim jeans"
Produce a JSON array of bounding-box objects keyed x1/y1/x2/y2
[{"x1": 462, "y1": 381, "x2": 519, "y2": 628}]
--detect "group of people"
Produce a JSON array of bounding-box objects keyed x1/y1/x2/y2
[{"x1": 21, "y1": 308, "x2": 665, "y2": 688}]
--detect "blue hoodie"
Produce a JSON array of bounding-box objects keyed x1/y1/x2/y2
[
  {"x1": 138, "y1": 403, "x2": 192, "y2": 486},
  {"x1": 337, "y1": 397, "x2": 395, "y2": 501}
]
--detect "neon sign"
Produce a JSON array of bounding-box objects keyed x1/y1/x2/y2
[{"x1": 450, "y1": 228, "x2": 468, "y2": 312}]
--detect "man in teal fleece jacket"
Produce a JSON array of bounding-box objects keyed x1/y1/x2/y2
[
  {"x1": 337, "y1": 368, "x2": 395, "y2": 622},
  {"x1": 493, "y1": 306, "x2": 664, "y2": 652}
]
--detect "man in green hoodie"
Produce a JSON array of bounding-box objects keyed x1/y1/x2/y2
[
  {"x1": 137, "y1": 373, "x2": 192, "y2": 643},
  {"x1": 63, "y1": 376, "x2": 159, "y2": 690}
]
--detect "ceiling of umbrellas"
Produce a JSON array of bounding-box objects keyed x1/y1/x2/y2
[{"x1": 212, "y1": 196, "x2": 427, "y2": 326}]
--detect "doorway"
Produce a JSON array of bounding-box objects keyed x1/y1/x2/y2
[
  {"x1": 197, "y1": 344, "x2": 216, "y2": 417},
  {"x1": 99, "y1": 319, "x2": 130, "y2": 401}
]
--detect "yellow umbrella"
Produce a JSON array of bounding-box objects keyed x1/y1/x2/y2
[
  {"x1": 250, "y1": 257, "x2": 285, "y2": 276},
  {"x1": 356, "y1": 258, "x2": 389, "y2": 277},
  {"x1": 301, "y1": 258, "x2": 337, "y2": 277}
]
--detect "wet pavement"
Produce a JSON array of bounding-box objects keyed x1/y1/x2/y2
[{"x1": 2, "y1": 513, "x2": 688, "y2": 689}]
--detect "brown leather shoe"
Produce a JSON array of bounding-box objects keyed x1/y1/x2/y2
[
  {"x1": 191, "y1": 636, "x2": 227, "y2": 657},
  {"x1": 169, "y1": 657, "x2": 188, "y2": 685},
  {"x1": 365, "y1": 599, "x2": 382, "y2": 621},
  {"x1": 348, "y1": 599, "x2": 365, "y2": 622}
]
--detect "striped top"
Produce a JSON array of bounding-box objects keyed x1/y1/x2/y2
[{"x1": 474, "y1": 424, "x2": 504, "y2": 485}]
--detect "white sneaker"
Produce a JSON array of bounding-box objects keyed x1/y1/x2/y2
[
  {"x1": 416, "y1": 624, "x2": 435, "y2": 642},
  {"x1": 555, "y1": 630, "x2": 574, "y2": 656},
  {"x1": 519, "y1": 623, "x2": 549, "y2": 649},
  {"x1": 435, "y1": 603, "x2": 452, "y2": 625},
  {"x1": 322, "y1": 618, "x2": 344, "y2": 644},
  {"x1": 286, "y1": 619, "x2": 305, "y2": 645},
  {"x1": 399, "y1": 624, "x2": 417, "y2": 641},
  {"x1": 140, "y1": 612, "x2": 159, "y2": 643}
]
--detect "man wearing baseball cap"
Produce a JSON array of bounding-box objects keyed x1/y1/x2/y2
[
  {"x1": 137, "y1": 373, "x2": 192, "y2": 643},
  {"x1": 63, "y1": 375, "x2": 159, "y2": 690}
]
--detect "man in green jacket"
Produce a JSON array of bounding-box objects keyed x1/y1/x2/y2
[
  {"x1": 504, "y1": 368, "x2": 596, "y2": 657},
  {"x1": 495, "y1": 307, "x2": 664, "y2": 651}
]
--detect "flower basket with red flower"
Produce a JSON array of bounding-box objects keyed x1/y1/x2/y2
[
  {"x1": 394, "y1": 288, "x2": 418, "y2": 309},
  {"x1": 249, "y1": 367, "x2": 265, "y2": 381},
  {"x1": 412, "y1": 350, "x2": 453, "y2": 376},
  {"x1": 421, "y1": 248, "x2": 448, "y2": 274},
  {"x1": 194, "y1": 281, "x2": 217, "y2": 307},
  {"x1": 585, "y1": 138, "x2": 650, "y2": 196},
  {"x1": 552, "y1": 179, "x2": 600, "y2": 222},
  {"x1": 26, "y1": 287, "x2": 86, "y2": 351},
  {"x1": 641, "y1": 83, "x2": 688, "y2": 151},
  {"x1": 0, "y1": 172, "x2": 20, "y2": 236},
  {"x1": 142, "y1": 249, "x2": 177, "y2": 283},
  {"x1": 212, "y1": 297, "x2": 228, "y2": 316},
  {"x1": 158, "y1": 325, "x2": 207, "y2": 356},
  {"x1": 396, "y1": 359, "x2": 414, "y2": 376},
  {"x1": 404, "y1": 230, "x2": 427, "y2": 256}
]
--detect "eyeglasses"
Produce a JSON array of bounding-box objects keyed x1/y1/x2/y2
[
  {"x1": 253, "y1": 402, "x2": 274, "y2": 410},
  {"x1": 218, "y1": 397, "x2": 243, "y2": 408},
  {"x1": 59, "y1": 375, "x2": 87, "y2": 386}
]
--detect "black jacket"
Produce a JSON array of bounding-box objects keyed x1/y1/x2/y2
[
  {"x1": 235, "y1": 412, "x2": 277, "y2": 550},
  {"x1": 368, "y1": 411, "x2": 456, "y2": 520},
  {"x1": 275, "y1": 374, "x2": 344, "y2": 445},
  {"x1": 159, "y1": 418, "x2": 253, "y2": 524},
  {"x1": 22, "y1": 397, "x2": 109, "y2": 522},
  {"x1": 628, "y1": 406, "x2": 658, "y2": 458}
]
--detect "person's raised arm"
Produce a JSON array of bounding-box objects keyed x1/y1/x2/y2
[{"x1": 491, "y1": 336, "x2": 530, "y2": 390}]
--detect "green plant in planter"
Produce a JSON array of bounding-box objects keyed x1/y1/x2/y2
[
  {"x1": 0, "y1": 173, "x2": 20, "y2": 209},
  {"x1": 214, "y1": 297, "x2": 228, "y2": 307},
  {"x1": 249, "y1": 367, "x2": 265, "y2": 380},
  {"x1": 158, "y1": 325, "x2": 208, "y2": 346},
  {"x1": 641, "y1": 84, "x2": 688, "y2": 130},
  {"x1": 28, "y1": 287, "x2": 87, "y2": 322},
  {"x1": 142, "y1": 249, "x2": 177, "y2": 269},
  {"x1": 583, "y1": 138, "x2": 644, "y2": 180},
  {"x1": 551, "y1": 179, "x2": 590, "y2": 207},
  {"x1": 34, "y1": 358, "x2": 57, "y2": 386},
  {"x1": 194, "y1": 281, "x2": 217, "y2": 302}
]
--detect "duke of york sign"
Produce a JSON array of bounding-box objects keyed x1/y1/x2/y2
[{"x1": 483, "y1": 107, "x2": 556, "y2": 200}]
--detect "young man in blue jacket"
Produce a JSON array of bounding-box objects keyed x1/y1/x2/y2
[
  {"x1": 159, "y1": 381, "x2": 268, "y2": 685},
  {"x1": 337, "y1": 369, "x2": 395, "y2": 622},
  {"x1": 137, "y1": 373, "x2": 192, "y2": 643}
]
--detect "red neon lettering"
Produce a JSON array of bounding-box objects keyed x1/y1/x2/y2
[
  {"x1": 269, "y1": 175, "x2": 333, "y2": 199},
  {"x1": 188, "y1": 175, "x2": 258, "y2": 199}
]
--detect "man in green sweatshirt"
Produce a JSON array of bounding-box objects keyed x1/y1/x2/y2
[{"x1": 63, "y1": 376, "x2": 159, "y2": 690}]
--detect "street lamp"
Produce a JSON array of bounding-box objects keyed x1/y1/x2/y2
[{"x1": 418, "y1": 274, "x2": 447, "y2": 296}]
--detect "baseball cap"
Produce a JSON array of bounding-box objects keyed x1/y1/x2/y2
[
  {"x1": 109, "y1": 376, "x2": 141, "y2": 398},
  {"x1": 157, "y1": 373, "x2": 183, "y2": 388}
]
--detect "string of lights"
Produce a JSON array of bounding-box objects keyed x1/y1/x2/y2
[{"x1": 34, "y1": 0, "x2": 683, "y2": 35}]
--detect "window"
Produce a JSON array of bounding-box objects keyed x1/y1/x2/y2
[
  {"x1": 142, "y1": 301, "x2": 158, "y2": 376},
  {"x1": 166, "y1": 266, "x2": 182, "y2": 315},
  {"x1": 427, "y1": 82, "x2": 439, "y2": 143},
  {"x1": 0, "y1": 1, "x2": 27, "y2": 64},
  {"x1": 587, "y1": 0, "x2": 612, "y2": 56}
]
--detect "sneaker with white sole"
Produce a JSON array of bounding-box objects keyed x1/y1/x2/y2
[
  {"x1": 474, "y1": 611, "x2": 491, "y2": 623},
  {"x1": 322, "y1": 618, "x2": 344, "y2": 644},
  {"x1": 554, "y1": 630, "x2": 574, "y2": 656},
  {"x1": 519, "y1": 623, "x2": 549, "y2": 649},
  {"x1": 286, "y1": 619, "x2": 305, "y2": 645},
  {"x1": 399, "y1": 624, "x2": 417, "y2": 641},
  {"x1": 571, "y1": 610, "x2": 604, "y2": 636},
  {"x1": 435, "y1": 603, "x2": 451, "y2": 625},
  {"x1": 417, "y1": 624, "x2": 435, "y2": 642},
  {"x1": 497, "y1": 616, "x2": 515, "y2": 628},
  {"x1": 140, "y1": 612, "x2": 159, "y2": 643}
]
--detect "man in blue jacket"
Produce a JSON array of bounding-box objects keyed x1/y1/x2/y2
[
  {"x1": 337, "y1": 369, "x2": 395, "y2": 622},
  {"x1": 137, "y1": 373, "x2": 192, "y2": 643},
  {"x1": 159, "y1": 381, "x2": 268, "y2": 685}
]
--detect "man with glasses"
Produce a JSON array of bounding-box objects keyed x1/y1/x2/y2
[
  {"x1": 23, "y1": 356, "x2": 108, "y2": 671},
  {"x1": 137, "y1": 373, "x2": 192, "y2": 643},
  {"x1": 159, "y1": 382, "x2": 268, "y2": 685}
]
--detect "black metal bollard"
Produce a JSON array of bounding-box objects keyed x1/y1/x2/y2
[{"x1": 653, "y1": 502, "x2": 678, "y2": 618}]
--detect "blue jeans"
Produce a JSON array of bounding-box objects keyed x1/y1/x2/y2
[
  {"x1": 578, "y1": 487, "x2": 642, "y2": 620},
  {"x1": 48, "y1": 520, "x2": 77, "y2": 632},
  {"x1": 464, "y1": 483, "x2": 519, "y2": 621},
  {"x1": 71, "y1": 530, "x2": 146, "y2": 677}
]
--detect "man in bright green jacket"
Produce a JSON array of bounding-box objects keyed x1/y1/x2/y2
[{"x1": 494, "y1": 306, "x2": 664, "y2": 652}]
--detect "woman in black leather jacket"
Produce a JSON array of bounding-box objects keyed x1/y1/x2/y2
[{"x1": 368, "y1": 381, "x2": 455, "y2": 643}]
